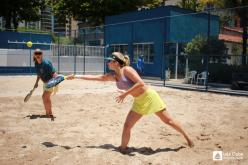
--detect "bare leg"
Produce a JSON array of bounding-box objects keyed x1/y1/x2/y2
[
  {"x1": 155, "y1": 109, "x2": 194, "y2": 147},
  {"x1": 120, "y1": 111, "x2": 142, "y2": 150},
  {"x1": 42, "y1": 91, "x2": 53, "y2": 116}
]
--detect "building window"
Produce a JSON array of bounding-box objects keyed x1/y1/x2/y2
[
  {"x1": 133, "y1": 43, "x2": 154, "y2": 63},
  {"x1": 110, "y1": 44, "x2": 128, "y2": 55}
]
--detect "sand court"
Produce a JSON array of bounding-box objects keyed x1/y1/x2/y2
[{"x1": 0, "y1": 76, "x2": 247, "y2": 164}]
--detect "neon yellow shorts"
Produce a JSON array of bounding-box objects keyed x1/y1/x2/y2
[
  {"x1": 131, "y1": 88, "x2": 166, "y2": 115},
  {"x1": 43, "y1": 83, "x2": 59, "y2": 94}
]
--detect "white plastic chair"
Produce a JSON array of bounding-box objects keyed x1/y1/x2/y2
[
  {"x1": 187, "y1": 70, "x2": 197, "y2": 84},
  {"x1": 165, "y1": 69, "x2": 171, "y2": 80},
  {"x1": 196, "y1": 71, "x2": 208, "y2": 85}
]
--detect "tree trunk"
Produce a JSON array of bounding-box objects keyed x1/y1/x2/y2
[{"x1": 242, "y1": 19, "x2": 247, "y2": 65}]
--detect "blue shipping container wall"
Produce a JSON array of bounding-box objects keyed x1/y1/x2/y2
[{"x1": 104, "y1": 5, "x2": 219, "y2": 78}]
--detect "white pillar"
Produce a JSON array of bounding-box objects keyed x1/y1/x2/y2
[{"x1": 185, "y1": 56, "x2": 189, "y2": 78}]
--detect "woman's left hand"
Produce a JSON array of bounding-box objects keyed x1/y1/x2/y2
[
  {"x1": 117, "y1": 89, "x2": 125, "y2": 94},
  {"x1": 115, "y1": 93, "x2": 127, "y2": 103}
]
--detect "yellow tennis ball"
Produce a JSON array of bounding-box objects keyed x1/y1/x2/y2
[{"x1": 27, "y1": 41, "x2": 33, "y2": 48}]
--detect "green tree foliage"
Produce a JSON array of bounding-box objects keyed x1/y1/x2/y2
[
  {"x1": 51, "y1": 0, "x2": 164, "y2": 26},
  {"x1": 177, "y1": 0, "x2": 224, "y2": 12},
  {"x1": 0, "y1": 0, "x2": 46, "y2": 30},
  {"x1": 177, "y1": 0, "x2": 204, "y2": 11},
  {"x1": 185, "y1": 35, "x2": 226, "y2": 56},
  {"x1": 184, "y1": 35, "x2": 229, "y2": 82},
  {"x1": 179, "y1": 0, "x2": 247, "y2": 65}
]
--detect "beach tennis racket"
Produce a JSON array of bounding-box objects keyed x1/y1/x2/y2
[
  {"x1": 45, "y1": 75, "x2": 67, "y2": 89},
  {"x1": 24, "y1": 87, "x2": 36, "y2": 102}
]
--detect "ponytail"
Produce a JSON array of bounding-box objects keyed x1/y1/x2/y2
[{"x1": 124, "y1": 55, "x2": 130, "y2": 66}]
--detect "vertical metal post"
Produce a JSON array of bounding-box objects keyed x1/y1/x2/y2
[
  {"x1": 74, "y1": 30, "x2": 76, "y2": 74},
  {"x1": 83, "y1": 29, "x2": 86, "y2": 74},
  {"x1": 175, "y1": 43, "x2": 179, "y2": 79},
  {"x1": 241, "y1": 0, "x2": 247, "y2": 65},
  {"x1": 104, "y1": 45, "x2": 107, "y2": 74},
  {"x1": 163, "y1": 18, "x2": 167, "y2": 86},
  {"x1": 104, "y1": 44, "x2": 109, "y2": 74},
  {"x1": 57, "y1": 33, "x2": 60, "y2": 73},
  {"x1": 29, "y1": 32, "x2": 32, "y2": 73},
  {"x1": 185, "y1": 56, "x2": 189, "y2": 78},
  {"x1": 162, "y1": 42, "x2": 166, "y2": 86},
  {"x1": 29, "y1": 48, "x2": 32, "y2": 73},
  {"x1": 205, "y1": 3, "x2": 211, "y2": 91}
]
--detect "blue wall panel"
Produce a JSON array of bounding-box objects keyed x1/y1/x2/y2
[
  {"x1": 169, "y1": 10, "x2": 219, "y2": 42},
  {"x1": 105, "y1": 6, "x2": 169, "y2": 25},
  {"x1": 132, "y1": 20, "x2": 165, "y2": 77},
  {"x1": 105, "y1": 24, "x2": 132, "y2": 44},
  {"x1": 0, "y1": 67, "x2": 36, "y2": 74},
  {"x1": 133, "y1": 20, "x2": 165, "y2": 42},
  {"x1": 0, "y1": 31, "x2": 52, "y2": 49}
]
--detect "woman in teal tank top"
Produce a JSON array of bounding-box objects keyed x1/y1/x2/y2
[
  {"x1": 33, "y1": 49, "x2": 58, "y2": 120},
  {"x1": 67, "y1": 52, "x2": 194, "y2": 153}
]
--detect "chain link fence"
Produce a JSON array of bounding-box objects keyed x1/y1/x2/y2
[
  {"x1": 0, "y1": 26, "x2": 105, "y2": 74},
  {"x1": 0, "y1": 5, "x2": 247, "y2": 93},
  {"x1": 162, "y1": 6, "x2": 248, "y2": 93}
]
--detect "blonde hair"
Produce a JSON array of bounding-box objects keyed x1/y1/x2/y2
[
  {"x1": 124, "y1": 55, "x2": 130, "y2": 66},
  {"x1": 111, "y1": 52, "x2": 130, "y2": 67}
]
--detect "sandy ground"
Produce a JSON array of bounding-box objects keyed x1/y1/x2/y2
[{"x1": 0, "y1": 76, "x2": 247, "y2": 165}]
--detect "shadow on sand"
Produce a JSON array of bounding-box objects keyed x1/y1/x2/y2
[
  {"x1": 86, "y1": 144, "x2": 185, "y2": 156},
  {"x1": 25, "y1": 114, "x2": 55, "y2": 121},
  {"x1": 41, "y1": 142, "x2": 81, "y2": 150}
]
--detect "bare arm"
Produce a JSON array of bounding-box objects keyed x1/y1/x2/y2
[
  {"x1": 115, "y1": 67, "x2": 145, "y2": 103},
  {"x1": 34, "y1": 76, "x2": 40, "y2": 88},
  {"x1": 73, "y1": 73, "x2": 115, "y2": 82},
  {"x1": 122, "y1": 67, "x2": 145, "y2": 96}
]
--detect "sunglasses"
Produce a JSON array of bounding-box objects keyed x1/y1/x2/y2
[{"x1": 34, "y1": 52, "x2": 42, "y2": 55}]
